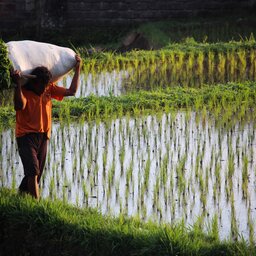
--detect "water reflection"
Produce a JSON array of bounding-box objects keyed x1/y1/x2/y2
[
  {"x1": 59, "y1": 70, "x2": 128, "y2": 97},
  {"x1": 1, "y1": 111, "x2": 256, "y2": 241}
]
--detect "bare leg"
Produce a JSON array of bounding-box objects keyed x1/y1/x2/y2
[{"x1": 27, "y1": 175, "x2": 39, "y2": 199}]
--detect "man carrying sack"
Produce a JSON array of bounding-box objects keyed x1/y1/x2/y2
[{"x1": 12, "y1": 54, "x2": 82, "y2": 199}]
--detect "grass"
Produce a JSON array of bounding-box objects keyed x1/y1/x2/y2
[{"x1": 0, "y1": 187, "x2": 254, "y2": 256}]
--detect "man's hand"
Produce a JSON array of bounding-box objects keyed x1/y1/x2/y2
[
  {"x1": 13, "y1": 70, "x2": 27, "y2": 111},
  {"x1": 75, "y1": 54, "x2": 82, "y2": 70},
  {"x1": 11, "y1": 70, "x2": 22, "y2": 87},
  {"x1": 64, "y1": 54, "x2": 82, "y2": 97}
]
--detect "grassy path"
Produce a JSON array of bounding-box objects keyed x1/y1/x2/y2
[{"x1": 0, "y1": 188, "x2": 254, "y2": 256}]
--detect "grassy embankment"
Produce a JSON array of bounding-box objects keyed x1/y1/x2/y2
[
  {"x1": 1, "y1": 188, "x2": 255, "y2": 256},
  {"x1": 1, "y1": 81, "x2": 256, "y2": 131}
]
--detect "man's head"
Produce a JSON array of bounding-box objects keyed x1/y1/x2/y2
[{"x1": 30, "y1": 66, "x2": 52, "y2": 95}]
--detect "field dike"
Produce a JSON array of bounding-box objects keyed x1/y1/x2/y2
[{"x1": 0, "y1": 188, "x2": 254, "y2": 256}]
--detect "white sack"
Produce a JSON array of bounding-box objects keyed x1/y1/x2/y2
[{"x1": 7, "y1": 40, "x2": 76, "y2": 85}]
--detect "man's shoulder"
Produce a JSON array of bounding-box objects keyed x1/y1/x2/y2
[{"x1": 22, "y1": 88, "x2": 35, "y2": 97}]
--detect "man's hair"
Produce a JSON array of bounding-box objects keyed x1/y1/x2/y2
[{"x1": 31, "y1": 66, "x2": 52, "y2": 85}]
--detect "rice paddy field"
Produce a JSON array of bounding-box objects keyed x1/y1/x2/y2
[{"x1": 1, "y1": 23, "x2": 256, "y2": 253}]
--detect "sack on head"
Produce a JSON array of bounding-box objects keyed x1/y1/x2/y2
[{"x1": 7, "y1": 40, "x2": 76, "y2": 86}]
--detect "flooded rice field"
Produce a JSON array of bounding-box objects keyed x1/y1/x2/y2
[
  {"x1": 1, "y1": 46, "x2": 256, "y2": 241},
  {"x1": 1, "y1": 111, "x2": 256, "y2": 241}
]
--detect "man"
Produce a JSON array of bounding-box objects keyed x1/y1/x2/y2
[{"x1": 12, "y1": 54, "x2": 82, "y2": 199}]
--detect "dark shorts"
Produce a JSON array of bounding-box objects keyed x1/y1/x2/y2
[{"x1": 17, "y1": 133, "x2": 48, "y2": 178}]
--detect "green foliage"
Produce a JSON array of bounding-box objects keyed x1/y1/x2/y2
[
  {"x1": 0, "y1": 106, "x2": 15, "y2": 132},
  {"x1": 0, "y1": 39, "x2": 12, "y2": 90}
]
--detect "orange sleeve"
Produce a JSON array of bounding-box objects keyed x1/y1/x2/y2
[{"x1": 50, "y1": 83, "x2": 67, "y2": 101}]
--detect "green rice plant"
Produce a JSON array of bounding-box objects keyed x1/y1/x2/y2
[
  {"x1": 210, "y1": 214, "x2": 219, "y2": 241},
  {"x1": 187, "y1": 51, "x2": 195, "y2": 73},
  {"x1": 62, "y1": 183, "x2": 68, "y2": 204},
  {"x1": 89, "y1": 174, "x2": 95, "y2": 191},
  {"x1": 176, "y1": 156, "x2": 187, "y2": 197},
  {"x1": 143, "y1": 155, "x2": 151, "y2": 191},
  {"x1": 49, "y1": 177, "x2": 56, "y2": 199},
  {"x1": 248, "y1": 49, "x2": 255, "y2": 79},
  {"x1": 82, "y1": 181, "x2": 88, "y2": 205},
  {"x1": 153, "y1": 176, "x2": 160, "y2": 209},
  {"x1": 11, "y1": 166, "x2": 16, "y2": 191},
  {"x1": 102, "y1": 149, "x2": 107, "y2": 172},
  {"x1": 176, "y1": 51, "x2": 185, "y2": 72},
  {"x1": 227, "y1": 49, "x2": 236, "y2": 81},
  {"x1": 230, "y1": 192, "x2": 239, "y2": 241},
  {"x1": 72, "y1": 155, "x2": 77, "y2": 173},
  {"x1": 108, "y1": 162, "x2": 115, "y2": 188},
  {"x1": 192, "y1": 214, "x2": 206, "y2": 239},
  {"x1": 237, "y1": 49, "x2": 247, "y2": 80},
  {"x1": 126, "y1": 161, "x2": 133, "y2": 186},
  {"x1": 160, "y1": 154, "x2": 168, "y2": 186},
  {"x1": 228, "y1": 151, "x2": 235, "y2": 179},
  {"x1": 195, "y1": 155, "x2": 200, "y2": 179},
  {"x1": 213, "y1": 183, "x2": 217, "y2": 203},
  {"x1": 242, "y1": 155, "x2": 249, "y2": 200},
  {"x1": 217, "y1": 52, "x2": 226, "y2": 83},
  {"x1": 119, "y1": 143, "x2": 125, "y2": 174},
  {"x1": 247, "y1": 202, "x2": 255, "y2": 248},
  {"x1": 93, "y1": 164, "x2": 99, "y2": 184},
  {"x1": 196, "y1": 51, "x2": 204, "y2": 83},
  {"x1": 207, "y1": 51, "x2": 215, "y2": 83}
]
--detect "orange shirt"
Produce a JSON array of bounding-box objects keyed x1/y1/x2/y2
[{"x1": 15, "y1": 83, "x2": 66, "y2": 139}]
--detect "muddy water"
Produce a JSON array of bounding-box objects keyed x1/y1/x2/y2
[{"x1": 1, "y1": 111, "x2": 256, "y2": 241}]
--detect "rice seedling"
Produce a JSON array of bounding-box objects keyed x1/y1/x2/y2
[
  {"x1": 242, "y1": 155, "x2": 249, "y2": 200},
  {"x1": 209, "y1": 214, "x2": 219, "y2": 241},
  {"x1": 230, "y1": 192, "x2": 239, "y2": 241},
  {"x1": 247, "y1": 201, "x2": 255, "y2": 248}
]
